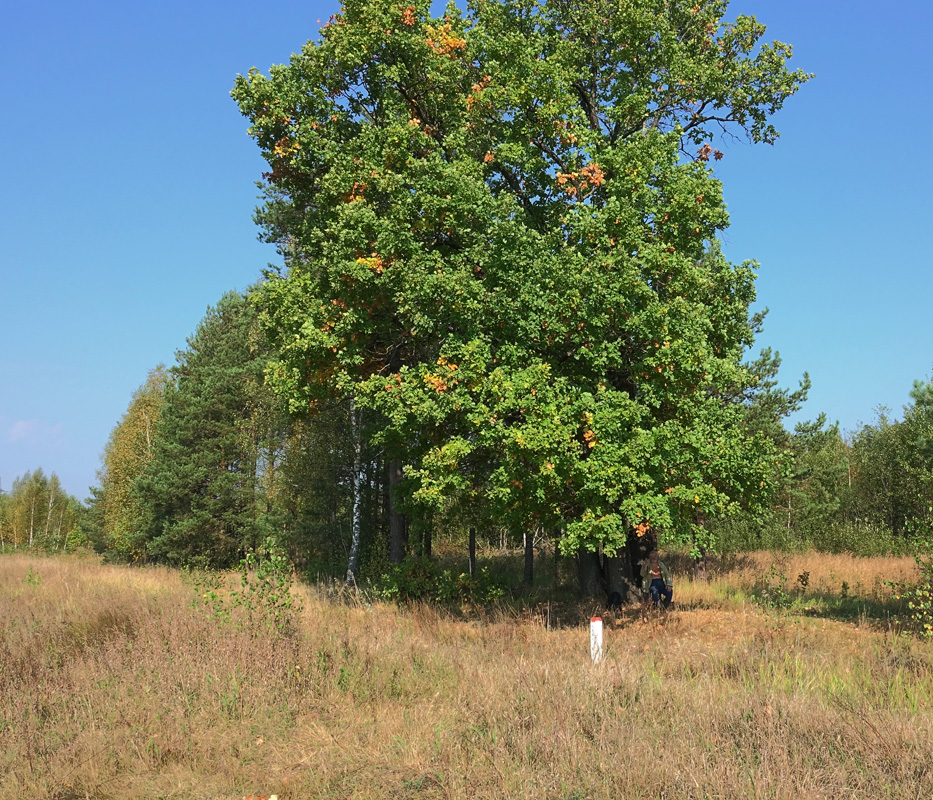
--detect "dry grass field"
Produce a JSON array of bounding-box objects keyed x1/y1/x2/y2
[{"x1": 2, "y1": 550, "x2": 931, "y2": 799}]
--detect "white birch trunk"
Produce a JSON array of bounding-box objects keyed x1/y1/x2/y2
[
  {"x1": 57, "y1": 508, "x2": 66, "y2": 550},
  {"x1": 346, "y1": 393, "x2": 363, "y2": 587},
  {"x1": 44, "y1": 486, "x2": 56, "y2": 542}
]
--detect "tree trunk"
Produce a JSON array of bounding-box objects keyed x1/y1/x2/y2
[
  {"x1": 523, "y1": 527, "x2": 535, "y2": 586},
  {"x1": 468, "y1": 526, "x2": 476, "y2": 577},
  {"x1": 345, "y1": 394, "x2": 363, "y2": 587},
  {"x1": 576, "y1": 549, "x2": 603, "y2": 598},
  {"x1": 388, "y1": 458, "x2": 406, "y2": 563},
  {"x1": 628, "y1": 529, "x2": 656, "y2": 591},
  {"x1": 57, "y1": 508, "x2": 66, "y2": 551},
  {"x1": 693, "y1": 511, "x2": 708, "y2": 582},
  {"x1": 29, "y1": 495, "x2": 36, "y2": 547},
  {"x1": 552, "y1": 529, "x2": 562, "y2": 588},
  {"x1": 422, "y1": 524, "x2": 432, "y2": 558},
  {"x1": 604, "y1": 552, "x2": 633, "y2": 603},
  {"x1": 44, "y1": 486, "x2": 56, "y2": 543}
]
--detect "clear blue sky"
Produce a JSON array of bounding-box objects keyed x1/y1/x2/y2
[{"x1": 1, "y1": 0, "x2": 931, "y2": 500}]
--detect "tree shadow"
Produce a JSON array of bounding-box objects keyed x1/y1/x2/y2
[
  {"x1": 663, "y1": 549, "x2": 758, "y2": 579},
  {"x1": 788, "y1": 590, "x2": 907, "y2": 628}
]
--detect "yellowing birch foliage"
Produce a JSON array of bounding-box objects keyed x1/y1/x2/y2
[{"x1": 96, "y1": 366, "x2": 169, "y2": 559}]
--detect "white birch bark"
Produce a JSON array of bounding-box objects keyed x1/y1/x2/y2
[
  {"x1": 346, "y1": 393, "x2": 363, "y2": 587},
  {"x1": 29, "y1": 494, "x2": 36, "y2": 547},
  {"x1": 57, "y1": 507, "x2": 66, "y2": 550},
  {"x1": 44, "y1": 485, "x2": 56, "y2": 542}
]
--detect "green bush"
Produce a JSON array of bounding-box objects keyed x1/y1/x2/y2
[
  {"x1": 371, "y1": 557, "x2": 506, "y2": 605},
  {"x1": 711, "y1": 514, "x2": 915, "y2": 557},
  {"x1": 184, "y1": 536, "x2": 303, "y2": 637},
  {"x1": 712, "y1": 516, "x2": 810, "y2": 554},
  {"x1": 890, "y1": 531, "x2": 933, "y2": 639},
  {"x1": 814, "y1": 521, "x2": 913, "y2": 557},
  {"x1": 750, "y1": 563, "x2": 792, "y2": 611}
]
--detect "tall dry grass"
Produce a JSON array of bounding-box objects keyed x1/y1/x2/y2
[{"x1": 1, "y1": 551, "x2": 931, "y2": 799}]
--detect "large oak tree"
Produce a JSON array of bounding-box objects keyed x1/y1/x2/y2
[{"x1": 233, "y1": 0, "x2": 810, "y2": 576}]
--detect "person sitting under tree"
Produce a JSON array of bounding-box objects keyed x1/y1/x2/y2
[{"x1": 641, "y1": 550, "x2": 673, "y2": 610}]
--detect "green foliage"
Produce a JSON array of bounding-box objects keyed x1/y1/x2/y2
[
  {"x1": 280, "y1": 404, "x2": 386, "y2": 581},
  {"x1": 22, "y1": 566, "x2": 41, "y2": 587},
  {"x1": 713, "y1": 515, "x2": 913, "y2": 557},
  {"x1": 751, "y1": 563, "x2": 792, "y2": 611},
  {"x1": 235, "y1": 538, "x2": 304, "y2": 635},
  {"x1": 712, "y1": 515, "x2": 806, "y2": 554},
  {"x1": 889, "y1": 524, "x2": 933, "y2": 639},
  {"x1": 815, "y1": 522, "x2": 913, "y2": 557},
  {"x1": 0, "y1": 469, "x2": 81, "y2": 552},
  {"x1": 782, "y1": 417, "x2": 850, "y2": 540},
  {"x1": 135, "y1": 292, "x2": 291, "y2": 568},
  {"x1": 234, "y1": 0, "x2": 810, "y2": 563},
  {"x1": 846, "y1": 385, "x2": 933, "y2": 535},
  {"x1": 372, "y1": 556, "x2": 506, "y2": 605},
  {"x1": 87, "y1": 286, "x2": 394, "y2": 581},
  {"x1": 94, "y1": 366, "x2": 170, "y2": 560},
  {"x1": 184, "y1": 567, "x2": 232, "y2": 625},
  {"x1": 185, "y1": 537, "x2": 303, "y2": 636},
  {"x1": 733, "y1": 376, "x2": 933, "y2": 558}
]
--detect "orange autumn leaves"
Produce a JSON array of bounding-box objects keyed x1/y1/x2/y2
[
  {"x1": 697, "y1": 142, "x2": 724, "y2": 162},
  {"x1": 397, "y1": 5, "x2": 466, "y2": 57},
  {"x1": 556, "y1": 163, "x2": 606, "y2": 198},
  {"x1": 421, "y1": 356, "x2": 459, "y2": 393},
  {"x1": 467, "y1": 75, "x2": 492, "y2": 112},
  {"x1": 356, "y1": 253, "x2": 386, "y2": 274},
  {"x1": 425, "y1": 22, "x2": 466, "y2": 56}
]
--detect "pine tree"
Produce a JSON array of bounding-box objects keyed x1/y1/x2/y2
[{"x1": 136, "y1": 292, "x2": 287, "y2": 567}]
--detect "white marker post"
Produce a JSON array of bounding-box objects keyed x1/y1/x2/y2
[{"x1": 590, "y1": 616, "x2": 603, "y2": 663}]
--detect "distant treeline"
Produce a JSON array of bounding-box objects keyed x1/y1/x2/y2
[
  {"x1": 712, "y1": 381, "x2": 933, "y2": 557},
  {"x1": 9, "y1": 290, "x2": 908, "y2": 585},
  {"x1": 5, "y1": 290, "x2": 932, "y2": 590},
  {"x1": 0, "y1": 469, "x2": 82, "y2": 551},
  {"x1": 7, "y1": 0, "x2": 932, "y2": 594}
]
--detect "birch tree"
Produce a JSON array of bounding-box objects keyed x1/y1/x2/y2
[{"x1": 96, "y1": 366, "x2": 170, "y2": 559}]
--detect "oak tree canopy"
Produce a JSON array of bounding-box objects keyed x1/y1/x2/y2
[{"x1": 232, "y1": 0, "x2": 811, "y2": 559}]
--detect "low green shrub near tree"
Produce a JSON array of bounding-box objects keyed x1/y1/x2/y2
[
  {"x1": 371, "y1": 556, "x2": 507, "y2": 605},
  {"x1": 888, "y1": 520, "x2": 933, "y2": 639},
  {"x1": 183, "y1": 536, "x2": 303, "y2": 637},
  {"x1": 899, "y1": 546, "x2": 933, "y2": 638}
]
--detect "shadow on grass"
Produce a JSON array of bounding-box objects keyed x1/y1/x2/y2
[
  {"x1": 362, "y1": 548, "x2": 922, "y2": 635},
  {"x1": 786, "y1": 591, "x2": 908, "y2": 626}
]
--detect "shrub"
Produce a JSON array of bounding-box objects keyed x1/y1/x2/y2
[
  {"x1": 371, "y1": 556, "x2": 506, "y2": 605},
  {"x1": 814, "y1": 521, "x2": 913, "y2": 557},
  {"x1": 184, "y1": 536, "x2": 302, "y2": 636},
  {"x1": 751, "y1": 563, "x2": 792, "y2": 611},
  {"x1": 890, "y1": 531, "x2": 933, "y2": 638}
]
